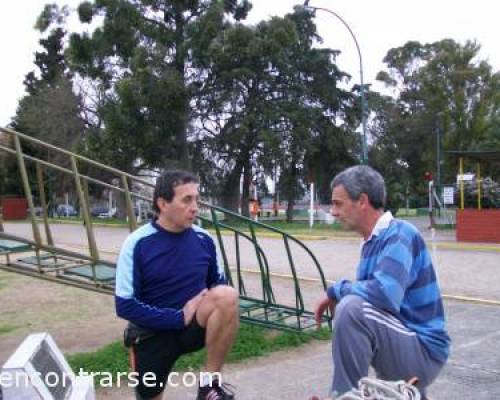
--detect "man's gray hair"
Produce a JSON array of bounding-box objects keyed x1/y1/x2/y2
[{"x1": 331, "y1": 165, "x2": 386, "y2": 209}]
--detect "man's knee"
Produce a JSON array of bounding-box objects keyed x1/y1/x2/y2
[
  {"x1": 334, "y1": 295, "x2": 364, "y2": 326},
  {"x1": 208, "y1": 285, "x2": 239, "y2": 310}
]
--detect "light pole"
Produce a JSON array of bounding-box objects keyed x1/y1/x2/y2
[
  {"x1": 303, "y1": 1, "x2": 368, "y2": 164},
  {"x1": 434, "y1": 114, "x2": 442, "y2": 217}
]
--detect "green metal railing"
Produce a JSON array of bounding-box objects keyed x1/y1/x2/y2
[{"x1": 0, "y1": 126, "x2": 332, "y2": 331}]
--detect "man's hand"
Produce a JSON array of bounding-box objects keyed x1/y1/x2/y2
[
  {"x1": 183, "y1": 289, "x2": 208, "y2": 326},
  {"x1": 314, "y1": 294, "x2": 336, "y2": 329}
]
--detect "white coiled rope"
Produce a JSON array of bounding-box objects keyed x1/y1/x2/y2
[{"x1": 336, "y1": 377, "x2": 421, "y2": 400}]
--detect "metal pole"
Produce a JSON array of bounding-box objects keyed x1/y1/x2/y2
[
  {"x1": 108, "y1": 190, "x2": 113, "y2": 217},
  {"x1": 83, "y1": 179, "x2": 91, "y2": 219},
  {"x1": 435, "y1": 120, "x2": 442, "y2": 217},
  {"x1": 309, "y1": 182, "x2": 314, "y2": 229},
  {"x1": 304, "y1": 3, "x2": 368, "y2": 164},
  {"x1": 36, "y1": 164, "x2": 54, "y2": 246},
  {"x1": 13, "y1": 135, "x2": 42, "y2": 247},
  {"x1": 70, "y1": 155, "x2": 100, "y2": 262},
  {"x1": 436, "y1": 122, "x2": 441, "y2": 196},
  {"x1": 459, "y1": 157, "x2": 464, "y2": 210},
  {"x1": 121, "y1": 175, "x2": 138, "y2": 232},
  {"x1": 428, "y1": 180, "x2": 435, "y2": 228},
  {"x1": 477, "y1": 163, "x2": 481, "y2": 210}
]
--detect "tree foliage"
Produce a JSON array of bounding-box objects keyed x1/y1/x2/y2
[
  {"x1": 375, "y1": 39, "x2": 500, "y2": 199},
  {"x1": 67, "y1": 0, "x2": 251, "y2": 174},
  {"x1": 9, "y1": 14, "x2": 84, "y2": 201},
  {"x1": 12, "y1": 5, "x2": 83, "y2": 151},
  {"x1": 15, "y1": 3, "x2": 500, "y2": 218},
  {"x1": 190, "y1": 6, "x2": 358, "y2": 215}
]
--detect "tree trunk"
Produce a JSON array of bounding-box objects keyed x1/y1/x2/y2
[
  {"x1": 241, "y1": 158, "x2": 252, "y2": 218},
  {"x1": 286, "y1": 198, "x2": 295, "y2": 222},
  {"x1": 283, "y1": 158, "x2": 299, "y2": 222},
  {"x1": 116, "y1": 189, "x2": 127, "y2": 219},
  {"x1": 219, "y1": 161, "x2": 244, "y2": 213}
]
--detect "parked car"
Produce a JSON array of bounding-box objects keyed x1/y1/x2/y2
[
  {"x1": 97, "y1": 207, "x2": 117, "y2": 219},
  {"x1": 90, "y1": 206, "x2": 117, "y2": 218},
  {"x1": 55, "y1": 204, "x2": 78, "y2": 217},
  {"x1": 90, "y1": 207, "x2": 109, "y2": 217}
]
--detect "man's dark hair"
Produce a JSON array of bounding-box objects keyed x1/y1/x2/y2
[
  {"x1": 153, "y1": 170, "x2": 199, "y2": 212},
  {"x1": 331, "y1": 165, "x2": 386, "y2": 210}
]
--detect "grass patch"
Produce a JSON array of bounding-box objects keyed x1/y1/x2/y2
[
  {"x1": 395, "y1": 208, "x2": 418, "y2": 217},
  {"x1": 0, "y1": 324, "x2": 19, "y2": 335},
  {"x1": 434, "y1": 223, "x2": 455, "y2": 230},
  {"x1": 46, "y1": 217, "x2": 128, "y2": 226},
  {"x1": 67, "y1": 323, "x2": 330, "y2": 386},
  {"x1": 32, "y1": 216, "x2": 347, "y2": 236},
  {"x1": 255, "y1": 220, "x2": 344, "y2": 233},
  {"x1": 202, "y1": 219, "x2": 348, "y2": 238},
  {"x1": 23, "y1": 215, "x2": 356, "y2": 238}
]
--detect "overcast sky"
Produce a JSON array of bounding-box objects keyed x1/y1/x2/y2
[{"x1": 1, "y1": 0, "x2": 499, "y2": 126}]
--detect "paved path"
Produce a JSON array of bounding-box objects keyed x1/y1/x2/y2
[
  {"x1": 4, "y1": 221, "x2": 500, "y2": 301},
  {"x1": 99, "y1": 299, "x2": 500, "y2": 400},
  {"x1": 2, "y1": 221, "x2": 500, "y2": 399}
]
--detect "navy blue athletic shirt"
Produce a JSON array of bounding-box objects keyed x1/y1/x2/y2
[{"x1": 115, "y1": 221, "x2": 225, "y2": 330}]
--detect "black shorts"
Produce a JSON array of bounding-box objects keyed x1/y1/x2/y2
[{"x1": 132, "y1": 318, "x2": 206, "y2": 399}]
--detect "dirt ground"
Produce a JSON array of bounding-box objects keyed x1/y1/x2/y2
[
  {"x1": 0, "y1": 270, "x2": 125, "y2": 363},
  {"x1": 0, "y1": 269, "x2": 325, "y2": 400}
]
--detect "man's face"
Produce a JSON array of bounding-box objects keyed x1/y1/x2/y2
[
  {"x1": 157, "y1": 182, "x2": 199, "y2": 232},
  {"x1": 331, "y1": 185, "x2": 362, "y2": 232}
]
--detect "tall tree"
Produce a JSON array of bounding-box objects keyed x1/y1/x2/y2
[
  {"x1": 68, "y1": 0, "x2": 251, "y2": 174},
  {"x1": 9, "y1": 5, "x2": 84, "y2": 203},
  {"x1": 191, "y1": 6, "x2": 358, "y2": 215},
  {"x1": 367, "y1": 92, "x2": 408, "y2": 213},
  {"x1": 0, "y1": 133, "x2": 22, "y2": 196},
  {"x1": 14, "y1": 75, "x2": 85, "y2": 151},
  {"x1": 376, "y1": 39, "x2": 500, "y2": 196},
  {"x1": 13, "y1": 4, "x2": 83, "y2": 148}
]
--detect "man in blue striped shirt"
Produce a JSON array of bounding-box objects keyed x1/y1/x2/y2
[{"x1": 315, "y1": 165, "x2": 450, "y2": 399}]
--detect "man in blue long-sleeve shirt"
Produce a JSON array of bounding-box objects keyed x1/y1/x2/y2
[
  {"x1": 115, "y1": 170, "x2": 239, "y2": 400},
  {"x1": 315, "y1": 165, "x2": 450, "y2": 399}
]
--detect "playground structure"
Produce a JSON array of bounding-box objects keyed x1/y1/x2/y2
[
  {"x1": 449, "y1": 150, "x2": 500, "y2": 243},
  {"x1": 0, "y1": 126, "x2": 331, "y2": 332}
]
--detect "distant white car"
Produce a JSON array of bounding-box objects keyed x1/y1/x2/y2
[
  {"x1": 97, "y1": 207, "x2": 117, "y2": 218},
  {"x1": 55, "y1": 204, "x2": 78, "y2": 217}
]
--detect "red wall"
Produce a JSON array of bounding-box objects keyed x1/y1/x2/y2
[
  {"x1": 1, "y1": 197, "x2": 28, "y2": 220},
  {"x1": 456, "y1": 209, "x2": 500, "y2": 243}
]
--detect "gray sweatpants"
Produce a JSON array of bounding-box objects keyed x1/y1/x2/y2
[{"x1": 331, "y1": 295, "x2": 445, "y2": 397}]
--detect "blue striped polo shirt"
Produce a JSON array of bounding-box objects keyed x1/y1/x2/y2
[{"x1": 327, "y1": 212, "x2": 450, "y2": 362}]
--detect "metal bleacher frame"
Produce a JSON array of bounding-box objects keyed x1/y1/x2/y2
[{"x1": 0, "y1": 127, "x2": 332, "y2": 332}]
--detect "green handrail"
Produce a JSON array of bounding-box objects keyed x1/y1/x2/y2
[{"x1": 0, "y1": 126, "x2": 332, "y2": 331}]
